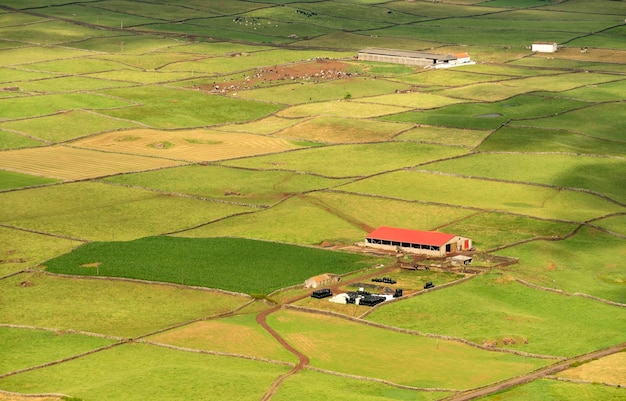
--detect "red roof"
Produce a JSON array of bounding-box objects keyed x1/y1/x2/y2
[{"x1": 366, "y1": 227, "x2": 456, "y2": 246}]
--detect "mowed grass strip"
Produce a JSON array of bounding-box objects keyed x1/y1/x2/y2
[
  {"x1": 338, "y1": 170, "x2": 624, "y2": 222},
  {"x1": 272, "y1": 369, "x2": 451, "y2": 401},
  {"x1": 221, "y1": 142, "x2": 468, "y2": 178},
  {"x1": 496, "y1": 227, "x2": 626, "y2": 304},
  {"x1": 147, "y1": 314, "x2": 297, "y2": 363},
  {"x1": 0, "y1": 274, "x2": 249, "y2": 337},
  {"x1": 0, "y1": 146, "x2": 183, "y2": 180},
  {"x1": 0, "y1": 327, "x2": 115, "y2": 375},
  {"x1": 422, "y1": 153, "x2": 626, "y2": 204},
  {"x1": 268, "y1": 309, "x2": 550, "y2": 390},
  {"x1": 0, "y1": 342, "x2": 289, "y2": 401},
  {"x1": 103, "y1": 164, "x2": 348, "y2": 206},
  {"x1": 44, "y1": 236, "x2": 377, "y2": 294},
  {"x1": 367, "y1": 274, "x2": 626, "y2": 357},
  {"x1": 477, "y1": 378, "x2": 626, "y2": 401},
  {"x1": 0, "y1": 182, "x2": 253, "y2": 241},
  {"x1": 73, "y1": 128, "x2": 301, "y2": 162}
]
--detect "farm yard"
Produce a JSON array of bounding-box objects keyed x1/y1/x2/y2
[{"x1": 0, "y1": 1, "x2": 624, "y2": 401}]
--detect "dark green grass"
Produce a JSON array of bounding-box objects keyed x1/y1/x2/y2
[
  {"x1": 380, "y1": 94, "x2": 589, "y2": 130},
  {"x1": 510, "y1": 57, "x2": 626, "y2": 74},
  {"x1": 552, "y1": 79, "x2": 626, "y2": 102},
  {"x1": 0, "y1": 130, "x2": 44, "y2": 149},
  {"x1": 0, "y1": 170, "x2": 59, "y2": 190},
  {"x1": 44, "y1": 236, "x2": 377, "y2": 294},
  {"x1": 477, "y1": 378, "x2": 626, "y2": 401},
  {"x1": 33, "y1": 4, "x2": 160, "y2": 28}
]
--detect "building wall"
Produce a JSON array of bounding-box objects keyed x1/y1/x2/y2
[
  {"x1": 357, "y1": 52, "x2": 435, "y2": 67},
  {"x1": 532, "y1": 43, "x2": 557, "y2": 53}
]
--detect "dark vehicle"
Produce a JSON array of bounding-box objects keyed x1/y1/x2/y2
[{"x1": 424, "y1": 282, "x2": 435, "y2": 289}]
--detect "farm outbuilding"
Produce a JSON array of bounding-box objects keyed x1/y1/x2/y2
[
  {"x1": 357, "y1": 48, "x2": 458, "y2": 67},
  {"x1": 363, "y1": 226, "x2": 472, "y2": 257},
  {"x1": 531, "y1": 42, "x2": 558, "y2": 53},
  {"x1": 305, "y1": 273, "x2": 341, "y2": 289}
]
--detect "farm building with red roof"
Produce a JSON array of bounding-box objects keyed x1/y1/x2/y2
[{"x1": 364, "y1": 226, "x2": 472, "y2": 257}]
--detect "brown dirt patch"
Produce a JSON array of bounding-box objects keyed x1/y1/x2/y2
[
  {"x1": 198, "y1": 59, "x2": 352, "y2": 94},
  {"x1": 80, "y1": 262, "x2": 101, "y2": 268},
  {"x1": 0, "y1": 395, "x2": 61, "y2": 401}
]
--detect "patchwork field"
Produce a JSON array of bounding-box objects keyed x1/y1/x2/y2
[{"x1": 1, "y1": 1, "x2": 624, "y2": 400}]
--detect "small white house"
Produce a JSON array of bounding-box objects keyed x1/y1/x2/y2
[{"x1": 532, "y1": 42, "x2": 558, "y2": 53}]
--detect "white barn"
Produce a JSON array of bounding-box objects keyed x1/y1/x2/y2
[{"x1": 532, "y1": 42, "x2": 558, "y2": 53}]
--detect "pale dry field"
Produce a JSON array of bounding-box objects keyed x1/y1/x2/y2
[{"x1": 556, "y1": 352, "x2": 626, "y2": 386}]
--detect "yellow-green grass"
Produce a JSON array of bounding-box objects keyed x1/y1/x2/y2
[
  {"x1": 158, "y1": 48, "x2": 352, "y2": 75},
  {"x1": 0, "y1": 110, "x2": 141, "y2": 143},
  {"x1": 478, "y1": 126, "x2": 626, "y2": 158},
  {"x1": 0, "y1": 11, "x2": 47, "y2": 26},
  {"x1": 542, "y1": 0, "x2": 626, "y2": 13},
  {"x1": 273, "y1": 116, "x2": 412, "y2": 143},
  {"x1": 432, "y1": 63, "x2": 560, "y2": 78},
  {"x1": 496, "y1": 227, "x2": 626, "y2": 303},
  {"x1": 0, "y1": 342, "x2": 289, "y2": 401},
  {"x1": 553, "y1": 79, "x2": 626, "y2": 102},
  {"x1": 0, "y1": 327, "x2": 115, "y2": 375},
  {"x1": 396, "y1": 126, "x2": 489, "y2": 147},
  {"x1": 24, "y1": 57, "x2": 136, "y2": 75},
  {"x1": 394, "y1": 69, "x2": 510, "y2": 87},
  {"x1": 510, "y1": 55, "x2": 626, "y2": 74},
  {"x1": 63, "y1": 33, "x2": 183, "y2": 54},
  {"x1": 380, "y1": 94, "x2": 589, "y2": 130},
  {"x1": 0, "y1": 66, "x2": 56, "y2": 83},
  {"x1": 386, "y1": 1, "x2": 503, "y2": 18},
  {"x1": 0, "y1": 20, "x2": 118, "y2": 45},
  {"x1": 235, "y1": 77, "x2": 410, "y2": 105},
  {"x1": 0, "y1": 170, "x2": 58, "y2": 190},
  {"x1": 508, "y1": 102, "x2": 626, "y2": 142},
  {"x1": 153, "y1": 41, "x2": 269, "y2": 57},
  {"x1": 0, "y1": 226, "x2": 76, "y2": 277},
  {"x1": 0, "y1": 181, "x2": 253, "y2": 241},
  {"x1": 71, "y1": 128, "x2": 301, "y2": 162},
  {"x1": 221, "y1": 142, "x2": 468, "y2": 178},
  {"x1": 0, "y1": 146, "x2": 183, "y2": 180},
  {"x1": 292, "y1": 31, "x2": 441, "y2": 51},
  {"x1": 566, "y1": 30, "x2": 626, "y2": 51},
  {"x1": 177, "y1": 195, "x2": 369, "y2": 245},
  {"x1": 147, "y1": 314, "x2": 297, "y2": 363},
  {"x1": 556, "y1": 353, "x2": 626, "y2": 387},
  {"x1": 88, "y1": 0, "x2": 219, "y2": 20},
  {"x1": 99, "y1": 86, "x2": 282, "y2": 128},
  {"x1": 33, "y1": 4, "x2": 160, "y2": 28},
  {"x1": 439, "y1": 212, "x2": 576, "y2": 251},
  {"x1": 1, "y1": 46, "x2": 91, "y2": 67},
  {"x1": 0, "y1": 273, "x2": 250, "y2": 337},
  {"x1": 268, "y1": 309, "x2": 550, "y2": 390},
  {"x1": 367, "y1": 274, "x2": 626, "y2": 357},
  {"x1": 441, "y1": 72, "x2": 621, "y2": 101},
  {"x1": 256, "y1": 2, "x2": 419, "y2": 24},
  {"x1": 353, "y1": 91, "x2": 465, "y2": 109},
  {"x1": 20, "y1": 75, "x2": 134, "y2": 92},
  {"x1": 337, "y1": 170, "x2": 624, "y2": 222},
  {"x1": 86, "y1": 69, "x2": 196, "y2": 84},
  {"x1": 0, "y1": 92, "x2": 132, "y2": 120},
  {"x1": 278, "y1": 99, "x2": 410, "y2": 118},
  {"x1": 273, "y1": 369, "x2": 451, "y2": 401},
  {"x1": 593, "y1": 215, "x2": 626, "y2": 237},
  {"x1": 477, "y1": 378, "x2": 626, "y2": 401},
  {"x1": 0, "y1": 130, "x2": 44, "y2": 150},
  {"x1": 214, "y1": 115, "x2": 302, "y2": 135},
  {"x1": 103, "y1": 164, "x2": 348, "y2": 206},
  {"x1": 421, "y1": 153, "x2": 626, "y2": 204}
]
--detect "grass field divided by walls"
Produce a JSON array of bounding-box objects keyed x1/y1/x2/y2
[
  {"x1": 496, "y1": 227, "x2": 626, "y2": 304},
  {"x1": 556, "y1": 353, "x2": 626, "y2": 387},
  {"x1": 396, "y1": 126, "x2": 490, "y2": 148},
  {"x1": 594, "y1": 215, "x2": 626, "y2": 237},
  {"x1": 268, "y1": 309, "x2": 550, "y2": 390},
  {"x1": 477, "y1": 378, "x2": 626, "y2": 401},
  {"x1": 44, "y1": 236, "x2": 378, "y2": 294},
  {"x1": 0, "y1": 273, "x2": 248, "y2": 337},
  {"x1": 277, "y1": 100, "x2": 410, "y2": 118},
  {"x1": 0, "y1": 170, "x2": 58, "y2": 190},
  {"x1": 551, "y1": 79, "x2": 626, "y2": 103},
  {"x1": 0, "y1": 182, "x2": 253, "y2": 241},
  {"x1": 0, "y1": 342, "x2": 289, "y2": 401},
  {"x1": 366, "y1": 274, "x2": 626, "y2": 357},
  {"x1": 0, "y1": 327, "x2": 115, "y2": 375}
]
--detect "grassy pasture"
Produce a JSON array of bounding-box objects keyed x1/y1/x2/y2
[
  {"x1": 0, "y1": 273, "x2": 249, "y2": 337},
  {"x1": 221, "y1": 141, "x2": 468, "y2": 178},
  {"x1": 88, "y1": 0, "x2": 219, "y2": 20},
  {"x1": 394, "y1": 69, "x2": 509, "y2": 87},
  {"x1": 273, "y1": 369, "x2": 451, "y2": 401},
  {"x1": 0, "y1": 170, "x2": 58, "y2": 190},
  {"x1": 418, "y1": 16, "x2": 615, "y2": 34},
  {"x1": 396, "y1": 126, "x2": 490, "y2": 148},
  {"x1": 422, "y1": 153, "x2": 626, "y2": 204},
  {"x1": 477, "y1": 378, "x2": 626, "y2": 401},
  {"x1": 385, "y1": 2, "x2": 502, "y2": 18},
  {"x1": 0, "y1": 130, "x2": 43, "y2": 150},
  {"x1": 439, "y1": 212, "x2": 576, "y2": 251},
  {"x1": 0, "y1": 47, "x2": 91, "y2": 67},
  {"x1": 0, "y1": 110, "x2": 141, "y2": 143},
  {"x1": 0, "y1": 227, "x2": 76, "y2": 277},
  {"x1": 0, "y1": 342, "x2": 289, "y2": 401},
  {"x1": 268, "y1": 309, "x2": 550, "y2": 390},
  {"x1": 214, "y1": 115, "x2": 301, "y2": 135},
  {"x1": 338, "y1": 170, "x2": 624, "y2": 222},
  {"x1": 0, "y1": 327, "x2": 115, "y2": 375},
  {"x1": 0, "y1": 67, "x2": 55, "y2": 84},
  {"x1": 25, "y1": 57, "x2": 138, "y2": 75},
  {"x1": 556, "y1": 353, "x2": 626, "y2": 387},
  {"x1": 63, "y1": 33, "x2": 183, "y2": 54},
  {"x1": 511, "y1": 55, "x2": 626, "y2": 74},
  {"x1": 44, "y1": 236, "x2": 377, "y2": 294},
  {"x1": 478, "y1": 126, "x2": 626, "y2": 158},
  {"x1": 72, "y1": 128, "x2": 301, "y2": 162},
  {"x1": 567, "y1": 28, "x2": 626, "y2": 51},
  {"x1": 87, "y1": 69, "x2": 196, "y2": 84},
  {"x1": 272, "y1": 116, "x2": 412, "y2": 143},
  {"x1": 353, "y1": 91, "x2": 465, "y2": 109},
  {"x1": 15, "y1": 75, "x2": 135, "y2": 93},
  {"x1": 147, "y1": 314, "x2": 297, "y2": 363},
  {"x1": 367, "y1": 274, "x2": 626, "y2": 356},
  {"x1": 594, "y1": 215, "x2": 626, "y2": 237},
  {"x1": 277, "y1": 99, "x2": 410, "y2": 118},
  {"x1": 0, "y1": 146, "x2": 182, "y2": 180},
  {"x1": 33, "y1": 4, "x2": 160, "y2": 28},
  {"x1": 0, "y1": 20, "x2": 117, "y2": 45},
  {"x1": 0, "y1": 182, "x2": 252, "y2": 241},
  {"x1": 380, "y1": 94, "x2": 589, "y2": 130},
  {"x1": 103, "y1": 164, "x2": 348, "y2": 206},
  {"x1": 508, "y1": 102, "x2": 626, "y2": 142},
  {"x1": 292, "y1": 31, "x2": 441, "y2": 51},
  {"x1": 496, "y1": 227, "x2": 626, "y2": 303},
  {"x1": 542, "y1": 0, "x2": 626, "y2": 14},
  {"x1": 0, "y1": 12, "x2": 48, "y2": 26},
  {"x1": 553, "y1": 79, "x2": 626, "y2": 102}
]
